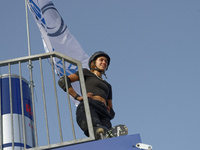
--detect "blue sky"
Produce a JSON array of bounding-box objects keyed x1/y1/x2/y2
[{"x1": 0, "y1": 0, "x2": 200, "y2": 150}]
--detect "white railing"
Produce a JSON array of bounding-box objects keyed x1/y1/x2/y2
[{"x1": 0, "y1": 52, "x2": 95, "y2": 150}]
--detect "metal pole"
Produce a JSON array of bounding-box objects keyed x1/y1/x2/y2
[
  {"x1": 8, "y1": 64, "x2": 14, "y2": 150},
  {"x1": 62, "y1": 59, "x2": 76, "y2": 140},
  {"x1": 19, "y1": 61, "x2": 27, "y2": 149},
  {"x1": 77, "y1": 63, "x2": 95, "y2": 140},
  {"x1": 25, "y1": 0, "x2": 31, "y2": 57},
  {"x1": 39, "y1": 58, "x2": 50, "y2": 145},
  {"x1": 50, "y1": 56, "x2": 63, "y2": 142},
  {"x1": 25, "y1": 0, "x2": 38, "y2": 147},
  {"x1": 0, "y1": 70, "x2": 2, "y2": 150}
]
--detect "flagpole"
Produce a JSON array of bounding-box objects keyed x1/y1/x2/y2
[
  {"x1": 25, "y1": 0, "x2": 31, "y2": 57},
  {"x1": 25, "y1": 0, "x2": 38, "y2": 147}
]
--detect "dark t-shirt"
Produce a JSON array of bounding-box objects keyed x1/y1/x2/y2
[{"x1": 75, "y1": 68, "x2": 112, "y2": 101}]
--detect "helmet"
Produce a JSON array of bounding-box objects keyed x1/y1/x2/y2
[{"x1": 88, "y1": 51, "x2": 110, "y2": 70}]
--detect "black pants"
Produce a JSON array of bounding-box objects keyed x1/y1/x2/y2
[{"x1": 76, "y1": 99, "x2": 112, "y2": 137}]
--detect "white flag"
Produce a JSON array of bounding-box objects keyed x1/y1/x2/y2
[
  {"x1": 27, "y1": 0, "x2": 89, "y2": 75},
  {"x1": 27, "y1": 0, "x2": 89, "y2": 106}
]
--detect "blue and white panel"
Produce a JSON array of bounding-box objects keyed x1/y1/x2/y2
[
  {"x1": 0, "y1": 75, "x2": 35, "y2": 149},
  {"x1": 2, "y1": 114, "x2": 34, "y2": 149}
]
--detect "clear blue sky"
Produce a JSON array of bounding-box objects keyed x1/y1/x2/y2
[{"x1": 0, "y1": 0, "x2": 200, "y2": 150}]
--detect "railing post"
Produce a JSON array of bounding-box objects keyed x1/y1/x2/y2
[
  {"x1": 19, "y1": 61, "x2": 27, "y2": 149},
  {"x1": 62, "y1": 58, "x2": 76, "y2": 140},
  {"x1": 39, "y1": 57, "x2": 50, "y2": 145},
  {"x1": 0, "y1": 69, "x2": 2, "y2": 150},
  {"x1": 50, "y1": 56, "x2": 63, "y2": 143},
  {"x1": 77, "y1": 62, "x2": 95, "y2": 140}
]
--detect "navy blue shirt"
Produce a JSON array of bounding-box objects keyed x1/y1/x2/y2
[{"x1": 75, "y1": 68, "x2": 112, "y2": 101}]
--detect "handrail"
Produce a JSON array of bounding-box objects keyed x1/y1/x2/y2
[{"x1": 0, "y1": 52, "x2": 95, "y2": 150}]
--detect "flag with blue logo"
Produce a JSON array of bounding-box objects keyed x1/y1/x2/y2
[
  {"x1": 27, "y1": 0, "x2": 89, "y2": 106},
  {"x1": 27, "y1": 0, "x2": 89, "y2": 76}
]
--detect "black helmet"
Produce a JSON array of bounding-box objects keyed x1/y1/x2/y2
[{"x1": 88, "y1": 51, "x2": 110, "y2": 70}]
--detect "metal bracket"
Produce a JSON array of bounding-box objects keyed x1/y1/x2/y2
[
  {"x1": 135, "y1": 143, "x2": 152, "y2": 150},
  {"x1": 29, "y1": 80, "x2": 35, "y2": 88},
  {"x1": 27, "y1": 63, "x2": 33, "y2": 69}
]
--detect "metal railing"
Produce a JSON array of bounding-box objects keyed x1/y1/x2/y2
[{"x1": 0, "y1": 51, "x2": 95, "y2": 150}]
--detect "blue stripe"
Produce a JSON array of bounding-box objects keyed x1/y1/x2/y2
[
  {"x1": 0, "y1": 77, "x2": 33, "y2": 121},
  {"x1": 2, "y1": 142, "x2": 32, "y2": 148}
]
